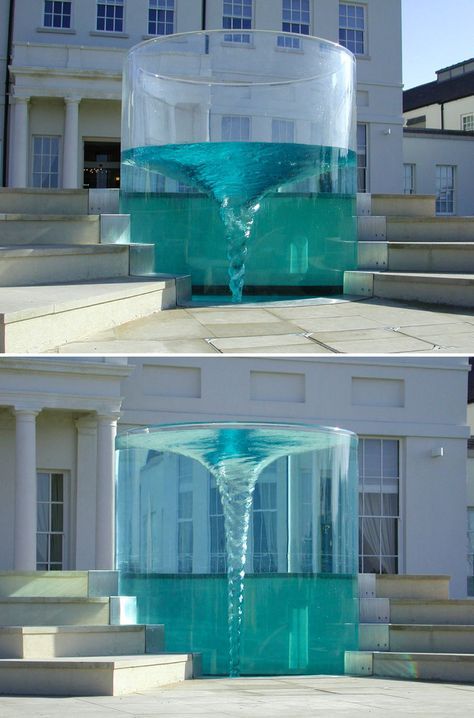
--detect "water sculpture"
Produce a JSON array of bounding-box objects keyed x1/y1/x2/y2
[
  {"x1": 121, "y1": 31, "x2": 356, "y2": 302},
  {"x1": 116, "y1": 422, "x2": 359, "y2": 677}
]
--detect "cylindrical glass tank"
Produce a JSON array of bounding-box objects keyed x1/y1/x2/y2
[
  {"x1": 121, "y1": 31, "x2": 357, "y2": 302},
  {"x1": 116, "y1": 422, "x2": 359, "y2": 676}
]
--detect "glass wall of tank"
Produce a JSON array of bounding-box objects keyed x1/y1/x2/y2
[
  {"x1": 116, "y1": 424, "x2": 359, "y2": 676},
  {"x1": 121, "y1": 31, "x2": 357, "y2": 301}
]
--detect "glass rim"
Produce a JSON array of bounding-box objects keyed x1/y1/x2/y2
[
  {"x1": 117, "y1": 420, "x2": 357, "y2": 442},
  {"x1": 127, "y1": 29, "x2": 355, "y2": 87}
]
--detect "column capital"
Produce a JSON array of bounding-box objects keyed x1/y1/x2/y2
[
  {"x1": 12, "y1": 406, "x2": 41, "y2": 419},
  {"x1": 96, "y1": 411, "x2": 121, "y2": 424},
  {"x1": 11, "y1": 95, "x2": 30, "y2": 106},
  {"x1": 75, "y1": 414, "x2": 97, "y2": 434},
  {"x1": 64, "y1": 95, "x2": 82, "y2": 105}
]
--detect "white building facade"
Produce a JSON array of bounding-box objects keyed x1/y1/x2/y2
[
  {"x1": 403, "y1": 59, "x2": 474, "y2": 215},
  {"x1": 5, "y1": 0, "x2": 403, "y2": 193},
  {"x1": 0, "y1": 356, "x2": 469, "y2": 597}
]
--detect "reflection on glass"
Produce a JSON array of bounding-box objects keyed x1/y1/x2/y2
[
  {"x1": 121, "y1": 30, "x2": 356, "y2": 301},
  {"x1": 116, "y1": 422, "x2": 359, "y2": 676}
]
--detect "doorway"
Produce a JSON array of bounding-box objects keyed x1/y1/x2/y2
[{"x1": 83, "y1": 141, "x2": 121, "y2": 188}]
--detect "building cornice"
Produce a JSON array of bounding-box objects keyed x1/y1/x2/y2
[
  {"x1": 0, "y1": 358, "x2": 131, "y2": 378},
  {"x1": 10, "y1": 65, "x2": 122, "y2": 82},
  {"x1": 0, "y1": 389, "x2": 123, "y2": 414}
]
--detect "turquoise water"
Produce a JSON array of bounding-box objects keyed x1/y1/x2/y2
[
  {"x1": 121, "y1": 142, "x2": 356, "y2": 301},
  {"x1": 120, "y1": 573, "x2": 358, "y2": 676},
  {"x1": 116, "y1": 423, "x2": 359, "y2": 677}
]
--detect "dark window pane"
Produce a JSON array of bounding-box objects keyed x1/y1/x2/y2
[
  {"x1": 51, "y1": 474, "x2": 63, "y2": 501},
  {"x1": 51, "y1": 503, "x2": 63, "y2": 532},
  {"x1": 50, "y1": 534, "x2": 63, "y2": 563}
]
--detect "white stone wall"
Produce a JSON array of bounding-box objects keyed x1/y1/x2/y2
[
  {"x1": 403, "y1": 131, "x2": 474, "y2": 216},
  {"x1": 405, "y1": 95, "x2": 474, "y2": 132},
  {"x1": 7, "y1": 0, "x2": 403, "y2": 192}
]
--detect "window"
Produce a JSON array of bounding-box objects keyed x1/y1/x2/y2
[
  {"x1": 222, "y1": 115, "x2": 251, "y2": 141},
  {"x1": 462, "y1": 114, "x2": 474, "y2": 132},
  {"x1": 148, "y1": 0, "x2": 174, "y2": 36},
  {"x1": 357, "y1": 123, "x2": 368, "y2": 192},
  {"x1": 252, "y1": 474, "x2": 278, "y2": 573},
  {"x1": 32, "y1": 136, "x2": 60, "y2": 189},
  {"x1": 177, "y1": 456, "x2": 193, "y2": 573},
  {"x1": 37, "y1": 472, "x2": 65, "y2": 571},
  {"x1": 277, "y1": 0, "x2": 310, "y2": 49},
  {"x1": 96, "y1": 0, "x2": 124, "y2": 32},
  {"x1": 339, "y1": 3, "x2": 365, "y2": 55},
  {"x1": 468, "y1": 508, "x2": 474, "y2": 596},
  {"x1": 436, "y1": 165, "x2": 455, "y2": 215},
  {"x1": 403, "y1": 163, "x2": 415, "y2": 195},
  {"x1": 359, "y1": 438, "x2": 399, "y2": 574},
  {"x1": 272, "y1": 119, "x2": 295, "y2": 143},
  {"x1": 209, "y1": 477, "x2": 226, "y2": 573},
  {"x1": 223, "y1": 0, "x2": 252, "y2": 43},
  {"x1": 43, "y1": 1, "x2": 71, "y2": 28}
]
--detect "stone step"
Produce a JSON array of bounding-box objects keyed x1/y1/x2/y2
[
  {"x1": 0, "y1": 244, "x2": 130, "y2": 285},
  {"x1": 370, "y1": 194, "x2": 436, "y2": 218},
  {"x1": 358, "y1": 241, "x2": 474, "y2": 273},
  {"x1": 345, "y1": 650, "x2": 474, "y2": 683},
  {"x1": 0, "y1": 275, "x2": 191, "y2": 353},
  {"x1": 344, "y1": 270, "x2": 474, "y2": 307},
  {"x1": 0, "y1": 597, "x2": 109, "y2": 626},
  {"x1": 390, "y1": 599, "x2": 474, "y2": 625},
  {"x1": 0, "y1": 570, "x2": 118, "y2": 598},
  {"x1": 387, "y1": 216, "x2": 474, "y2": 242},
  {"x1": 0, "y1": 188, "x2": 89, "y2": 215},
  {"x1": 0, "y1": 624, "x2": 165, "y2": 659},
  {"x1": 0, "y1": 214, "x2": 100, "y2": 245},
  {"x1": 0, "y1": 243, "x2": 155, "y2": 286},
  {"x1": 359, "y1": 574, "x2": 451, "y2": 600},
  {"x1": 358, "y1": 215, "x2": 474, "y2": 243},
  {"x1": 360, "y1": 624, "x2": 474, "y2": 653},
  {"x1": 0, "y1": 653, "x2": 194, "y2": 696},
  {"x1": 0, "y1": 595, "x2": 136, "y2": 626}
]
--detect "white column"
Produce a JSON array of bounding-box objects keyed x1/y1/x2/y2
[
  {"x1": 10, "y1": 97, "x2": 30, "y2": 188},
  {"x1": 62, "y1": 96, "x2": 81, "y2": 189},
  {"x1": 13, "y1": 408, "x2": 39, "y2": 570},
  {"x1": 75, "y1": 416, "x2": 98, "y2": 569},
  {"x1": 95, "y1": 413, "x2": 118, "y2": 569}
]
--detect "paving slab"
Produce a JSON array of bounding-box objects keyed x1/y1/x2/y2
[
  {"x1": 1, "y1": 676, "x2": 474, "y2": 718},
  {"x1": 53, "y1": 296, "x2": 474, "y2": 354}
]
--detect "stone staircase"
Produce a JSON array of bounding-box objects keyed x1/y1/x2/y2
[
  {"x1": 346, "y1": 573, "x2": 474, "y2": 683},
  {"x1": 0, "y1": 188, "x2": 190, "y2": 352},
  {"x1": 346, "y1": 193, "x2": 474, "y2": 307},
  {"x1": 0, "y1": 570, "x2": 196, "y2": 696}
]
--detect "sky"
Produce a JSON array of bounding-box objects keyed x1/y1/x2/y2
[{"x1": 402, "y1": 0, "x2": 474, "y2": 89}]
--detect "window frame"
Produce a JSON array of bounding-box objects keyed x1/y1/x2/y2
[
  {"x1": 43, "y1": 0, "x2": 72, "y2": 29},
  {"x1": 221, "y1": 115, "x2": 251, "y2": 142},
  {"x1": 148, "y1": 0, "x2": 175, "y2": 37},
  {"x1": 222, "y1": 0, "x2": 253, "y2": 44},
  {"x1": 462, "y1": 114, "x2": 474, "y2": 132},
  {"x1": 403, "y1": 163, "x2": 416, "y2": 195},
  {"x1": 358, "y1": 437, "x2": 401, "y2": 575},
  {"x1": 339, "y1": 2, "x2": 367, "y2": 56},
  {"x1": 31, "y1": 135, "x2": 61, "y2": 189},
  {"x1": 435, "y1": 164, "x2": 456, "y2": 215},
  {"x1": 357, "y1": 122, "x2": 368, "y2": 192},
  {"x1": 277, "y1": 0, "x2": 310, "y2": 50},
  {"x1": 36, "y1": 471, "x2": 68, "y2": 571},
  {"x1": 96, "y1": 0, "x2": 125, "y2": 33}
]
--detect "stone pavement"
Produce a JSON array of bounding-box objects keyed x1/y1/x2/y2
[
  {"x1": 1, "y1": 676, "x2": 474, "y2": 717},
  {"x1": 55, "y1": 295, "x2": 474, "y2": 354}
]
